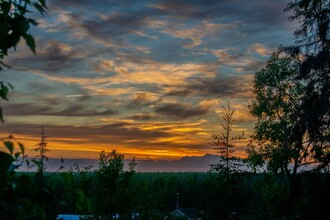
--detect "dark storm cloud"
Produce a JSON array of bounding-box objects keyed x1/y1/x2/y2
[{"x1": 155, "y1": 103, "x2": 210, "y2": 119}]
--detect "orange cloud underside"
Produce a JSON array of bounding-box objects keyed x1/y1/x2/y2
[{"x1": 0, "y1": 132, "x2": 248, "y2": 160}]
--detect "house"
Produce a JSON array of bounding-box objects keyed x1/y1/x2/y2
[
  {"x1": 165, "y1": 209, "x2": 188, "y2": 220},
  {"x1": 164, "y1": 193, "x2": 204, "y2": 220}
]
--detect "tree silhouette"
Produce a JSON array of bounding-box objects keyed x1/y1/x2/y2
[
  {"x1": 0, "y1": 0, "x2": 46, "y2": 56},
  {"x1": 93, "y1": 150, "x2": 136, "y2": 219},
  {"x1": 247, "y1": 53, "x2": 311, "y2": 176},
  {"x1": 282, "y1": 0, "x2": 330, "y2": 172},
  {"x1": 34, "y1": 125, "x2": 49, "y2": 174},
  {"x1": 210, "y1": 100, "x2": 244, "y2": 219},
  {"x1": 247, "y1": 1, "x2": 330, "y2": 217},
  {"x1": 210, "y1": 101, "x2": 244, "y2": 172}
]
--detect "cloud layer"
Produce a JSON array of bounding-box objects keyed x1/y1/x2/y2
[{"x1": 1, "y1": 0, "x2": 294, "y2": 159}]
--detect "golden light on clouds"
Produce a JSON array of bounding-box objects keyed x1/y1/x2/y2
[{"x1": 0, "y1": 0, "x2": 293, "y2": 163}]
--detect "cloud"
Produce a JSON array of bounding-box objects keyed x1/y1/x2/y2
[
  {"x1": 147, "y1": 1, "x2": 205, "y2": 19},
  {"x1": 53, "y1": 6, "x2": 153, "y2": 49},
  {"x1": 2, "y1": 102, "x2": 116, "y2": 117},
  {"x1": 126, "y1": 113, "x2": 158, "y2": 121},
  {"x1": 155, "y1": 102, "x2": 211, "y2": 119},
  {"x1": 165, "y1": 74, "x2": 253, "y2": 98},
  {"x1": 9, "y1": 40, "x2": 87, "y2": 72},
  {"x1": 147, "y1": 0, "x2": 289, "y2": 28},
  {"x1": 47, "y1": 0, "x2": 290, "y2": 53},
  {"x1": 198, "y1": 99, "x2": 219, "y2": 109},
  {"x1": 55, "y1": 104, "x2": 116, "y2": 116},
  {"x1": 0, "y1": 119, "x2": 209, "y2": 150},
  {"x1": 211, "y1": 49, "x2": 246, "y2": 66},
  {"x1": 0, "y1": 121, "x2": 170, "y2": 147},
  {"x1": 127, "y1": 93, "x2": 162, "y2": 109},
  {"x1": 249, "y1": 43, "x2": 272, "y2": 56},
  {"x1": 160, "y1": 21, "x2": 235, "y2": 48},
  {"x1": 93, "y1": 57, "x2": 217, "y2": 86},
  {"x1": 0, "y1": 0, "x2": 292, "y2": 160},
  {"x1": 210, "y1": 48, "x2": 269, "y2": 73}
]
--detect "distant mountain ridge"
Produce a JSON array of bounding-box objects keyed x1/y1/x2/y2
[
  {"x1": 18, "y1": 154, "x2": 221, "y2": 172},
  {"x1": 135, "y1": 154, "x2": 220, "y2": 172},
  {"x1": 18, "y1": 155, "x2": 316, "y2": 173}
]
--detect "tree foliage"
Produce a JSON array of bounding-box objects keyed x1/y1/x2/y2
[
  {"x1": 247, "y1": 1, "x2": 329, "y2": 218},
  {"x1": 0, "y1": 0, "x2": 46, "y2": 56},
  {"x1": 247, "y1": 53, "x2": 309, "y2": 176},
  {"x1": 0, "y1": 136, "x2": 59, "y2": 219},
  {"x1": 0, "y1": 0, "x2": 47, "y2": 122},
  {"x1": 209, "y1": 101, "x2": 245, "y2": 219},
  {"x1": 285, "y1": 0, "x2": 330, "y2": 53},
  {"x1": 94, "y1": 150, "x2": 137, "y2": 219},
  {"x1": 248, "y1": 0, "x2": 329, "y2": 176},
  {"x1": 210, "y1": 101, "x2": 244, "y2": 174},
  {"x1": 33, "y1": 125, "x2": 49, "y2": 174},
  {"x1": 283, "y1": 0, "x2": 330, "y2": 171}
]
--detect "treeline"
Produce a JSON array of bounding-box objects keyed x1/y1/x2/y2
[
  {"x1": 13, "y1": 170, "x2": 330, "y2": 219},
  {"x1": 2, "y1": 150, "x2": 329, "y2": 219}
]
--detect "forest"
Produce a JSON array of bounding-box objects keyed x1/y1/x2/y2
[
  {"x1": 1, "y1": 149, "x2": 330, "y2": 219},
  {"x1": 0, "y1": 0, "x2": 329, "y2": 219}
]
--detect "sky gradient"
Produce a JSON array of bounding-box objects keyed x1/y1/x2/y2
[{"x1": 0, "y1": 0, "x2": 296, "y2": 160}]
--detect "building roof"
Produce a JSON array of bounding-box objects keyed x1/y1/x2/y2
[
  {"x1": 57, "y1": 215, "x2": 80, "y2": 220},
  {"x1": 164, "y1": 209, "x2": 188, "y2": 220}
]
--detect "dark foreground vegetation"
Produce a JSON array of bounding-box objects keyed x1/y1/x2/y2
[
  {"x1": 1, "y1": 144, "x2": 330, "y2": 219},
  {"x1": 4, "y1": 171, "x2": 330, "y2": 219}
]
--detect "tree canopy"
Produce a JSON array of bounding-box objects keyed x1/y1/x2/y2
[
  {"x1": 248, "y1": 53, "x2": 312, "y2": 176},
  {"x1": 0, "y1": 0, "x2": 47, "y2": 122},
  {"x1": 248, "y1": 0, "x2": 330, "y2": 176},
  {"x1": 283, "y1": 0, "x2": 329, "y2": 169},
  {"x1": 0, "y1": 0, "x2": 46, "y2": 57}
]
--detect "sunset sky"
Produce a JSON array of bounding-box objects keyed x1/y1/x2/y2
[{"x1": 0, "y1": 0, "x2": 296, "y2": 160}]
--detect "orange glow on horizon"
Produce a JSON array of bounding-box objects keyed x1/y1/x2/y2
[{"x1": 0, "y1": 123, "x2": 249, "y2": 160}]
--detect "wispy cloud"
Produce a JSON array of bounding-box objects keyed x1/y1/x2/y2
[
  {"x1": 249, "y1": 43, "x2": 273, "y2": 56},
  {"x1": 3, "y1": 102, "x2": 116, "y2": 117},
  {"x1": 127, "y1": 93, "x2": 162, "y2": 109},
  {"x1": 126, "y1": 113, "x2": 158, "y2": 121},
  {"x1": 160, "y1": 21, "x2": 235, "y2": 48},
  {"x1": 165, "y1": 74, "x2": 253, "y2": 99}
]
